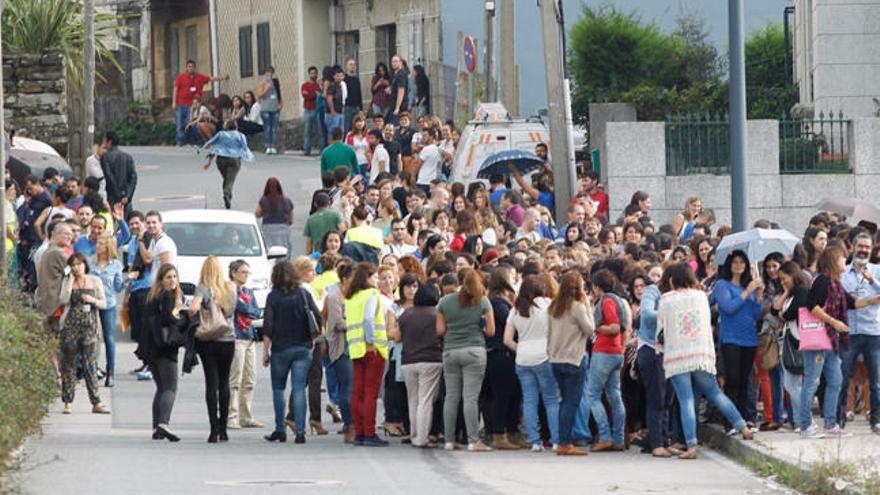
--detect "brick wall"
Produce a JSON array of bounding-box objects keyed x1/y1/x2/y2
[{"x1": 2, "y1": 54, "x2": 68, "y2": 155}]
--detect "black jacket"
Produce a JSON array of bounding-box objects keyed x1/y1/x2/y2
[{"x1": 101, "y1": 146, "x2": 138, "y2": 204}]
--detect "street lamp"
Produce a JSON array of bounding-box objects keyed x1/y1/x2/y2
[{"x1": 728, "y1": 0, "x2": 748, "y2": 232}]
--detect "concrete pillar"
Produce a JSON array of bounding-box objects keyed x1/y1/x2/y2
[{"x1": 359, "y1": 27, "x2": 377, "y2": 109}]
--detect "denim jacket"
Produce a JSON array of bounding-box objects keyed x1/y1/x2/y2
[
  {"x1": 234, "y1": 286, "x2": 262, "y2": 340},
  {"x1": 200, "y1": 130, "x2": 255, "y2": 162}
]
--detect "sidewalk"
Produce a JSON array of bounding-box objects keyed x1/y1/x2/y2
[{"x1": 701, "y1": 419, "x2": 880, "y2": 494}]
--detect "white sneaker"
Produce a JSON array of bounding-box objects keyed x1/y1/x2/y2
[
  {"x1": 725, "y1": 428, "x2": 738, "y2": 437},
  {"x1": 137, "y1": 369, "x2": 153, "y2": 381},
  {"x1": 872, "y1": 424, "x2": 880, "y2": 435},
  {"x1": 800, "y1": 424, "x2": 825, "y2": 439},
  {"x1": 551, "y1": 443, "x2": 559, "y2": 452},
  {"x1": 530, "y1": 443, "x2": 545, "y2": 452},
  {"x1": 823, "y1": 425, "x2": 852, "y2": 438},
  {"x1": 444, "y1": 442, "x2": 454, "y2": 451}
]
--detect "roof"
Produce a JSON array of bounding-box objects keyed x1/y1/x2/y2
[{"x1": 161, "y1": 209, "x2": 258, "y2": 224}]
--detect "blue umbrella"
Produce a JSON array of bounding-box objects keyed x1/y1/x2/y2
[
  {"x1": 713, "y1": 228, "x2": 800, "y2": 266},
  {"x1": 477, "y1": 149, "x2": 545, "y2": 179}
]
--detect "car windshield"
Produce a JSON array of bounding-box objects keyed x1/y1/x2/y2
[{"x1": 163, "y1": 222, "x2": 263, "y2": 257}]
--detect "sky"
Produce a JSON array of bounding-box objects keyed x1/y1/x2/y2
[{"x1": 441, "y1": 0, "x2": 790, "y2": 116}]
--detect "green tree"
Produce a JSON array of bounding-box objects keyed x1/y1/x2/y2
[
  {"x1": 2, "y1": 0, "x2": 132, "y2": 88},
  {"x1": 744, "y1": 23, "x2": 798, "y2": 118}
]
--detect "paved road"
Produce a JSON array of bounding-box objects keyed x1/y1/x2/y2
[{"x1": 15, "y1": 147, "x2": 791, "y2": 495}]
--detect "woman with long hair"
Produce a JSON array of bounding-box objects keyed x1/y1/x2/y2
[
  {"x1": 371, "y1": 62, "x2": 391, "y2": 118},
  {"x1": 672, "y1": 196, "x2": 703, "y2": 242},
  {"x1": 345, "y1": 113, "x2": 370, "y2": 181},
  {"x1": 547, "y1": 271, "x2": 595, "y2": 455},
  {"x1": 796, "y1": 227, "x2": 828, "y2": 277},
  {"x1": 800, "y1": 246, "x2": 880, "y2": 437},
  {"x1": 487, "y1": 265, "x2": 525, "y2": 450},
  {"x1": 324, "y1": 260, "x2": 356, "y2": 442},
  {"x1": 770, "y1": 261, "x2": 809, "y2": 430},
  {"x1": 90, "y1": 234, "x2": 124, "y2": 387},
  {"x1": 659, "y1": 262, "x2": 753, "y2": 459},
  {"x1": 58, "y1": 253, "x2": 110, "y2": 415},
  {"x1": 309, "y1": 230, "x2": 344, "y2": 268},
  {"x1": 255, "y1": 177, "x2": 294, "y2": 257},
  {"x1": 375, "y1": 198, "x2": 399, "y2": 241},
  {"x1": 757, "y1": 252, "x2": 786, "y2": 430},
  {"x1": 714, "y1": 250, "x2": 764, "y2": 427},
  {"x1": 449, "y1": 210, "x2": 479, "y2": 253},
  {"x1": 634, "y1": 267, "x2": 671, "y2": 457},
  {"x1": 504, "y1": 274, "x2": 561, "y2": 452},
  {"x1": 379, "y1": 266, "x2": 408, "y2": 437},
  {"x1": 242, "y1": 90, "x2": 263, "y2": 130},
  {"x1": 398, "y1": 254, "x2": 427, "y2": 283},
  {"x1": 146, "y1": 263, "x2": 187, "y2": 441},
  {"x1": 233, "y1": 94, "x2": 263, "y2": 135},
  {"x1": 263, "y1": 259, "x2": 322, "y2": 444},
  {"x1": 188, "y1": 255, "x2": 237, "y2": 443},
  {"x1": 412, "y1": 64, "x2": 430, "y2": 117},
  {"x1": 437, "y1": 268, "x2": 495, "y2": 451},
  {"x1": 345, "y1": 262, "x2": 391, "y2": 446}
]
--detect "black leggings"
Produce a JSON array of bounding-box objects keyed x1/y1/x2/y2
[
  {"x1": 721, "y1": 344, "x2": 757, "y2": 421},
  {"x1": 151, "y1": 356, "x2": 178, "y2": 428},
  {"x1": 197, "y1": 341, "x2": 235, "y2": 429},
  {"x1": 486, "y1": 350, "x2": 521, "y2": 434}
]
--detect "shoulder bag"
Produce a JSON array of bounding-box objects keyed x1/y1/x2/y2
[
  {"x1": 196, "y1": 298, "x2": 232, "y2": 342},
  {"x1": 758, "y1": 315, "x2": 781, "y2": 370},
  {"x1": 797, "y1": 307, "x2": 832, "y2": 351},
  {"x1": 303, "y1": 289, "x2": 321, "y2": 338}
]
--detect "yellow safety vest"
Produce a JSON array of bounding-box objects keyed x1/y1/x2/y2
[
  {"x1": 345, "y1": 225, "x2": 384, "y2": 249},
  {"x1": 344, "y1": 288, "x2": 388, "y2": 360}
]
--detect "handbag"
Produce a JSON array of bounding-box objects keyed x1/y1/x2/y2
[
  {"x1": 304, "y1": 290, "x2": 321, "y2": 338},
  {"x1": 797, "y1": 307, "x2": 832, "y2": 351},
  {"x1": 195, "y1": 299, "x2": 232, "y2": 341},
  {"x1": 151, "y1": 312, "x2": 187, "y2": 351},
  {"x1": 758, "y1": 331, "x2": 780, "y2": 370},
  {"x1": 782, "y1": 321, "x2": 804, "y2": 374}
]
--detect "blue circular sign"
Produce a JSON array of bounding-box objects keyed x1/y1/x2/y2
[{"x1": 463, "y1": 36, "x2": 477, "y2": 74}]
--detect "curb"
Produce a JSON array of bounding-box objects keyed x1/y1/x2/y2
[{"x1": 699, "y1": 423, "x2": 864, "y2": 494}]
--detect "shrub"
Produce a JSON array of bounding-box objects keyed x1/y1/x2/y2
[
  {"x1": 779, "y1": 138, "x2": 818, "y2": 170},
  {"x1": 0, "y1": 288, "x2": 56, "y2": 475}
]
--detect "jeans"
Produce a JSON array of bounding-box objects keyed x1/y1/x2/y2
[
  {"x1": 261, "y1": 110, "x2": 280, "y2": 147},
  {"x1": 151, "y1": 355, "x2": 179, "y2": 428},
  {"x1": 571, "y1": 353, "x2": 593, "y2": 442},
  {"x1": 769, "y1": 365, "x2": 785, "y2": 424},
  {"x1": 371, "y1": 104, "x2": 389, "y2": 119},
  {"x1": 352, "y1": 350, "x2": 386, "y2": 437},
  {"x1": 721, "y1": 344, "x2": 757, "y2": 420},
  {"x1": 175, "y1": 105, "x2": 190, "y2": 146},
  {"x1": 800, "y1": 349, "x2": 842, "y2": 430},
  {"x1": 98, "y1": 307, "x2": 117, "y2": 375},
  {"x1": 270, "y1": 345, "x2": 312, "y2": 434},
  {"x1": 216, "y1": 156, "x2": 241, "y2": 205},
  {"x1": 443, "y1": 346, "x2": 487, "y2": 445},
  {"x1": 196, "y1": 340, "x2": 236, "y2": 431},
  {"x1": 330, "y1": 353, "x2": 353, "y2": 426},
  {"x1": 839, "y1": 334, "x2": 880, "y2": 427},
  {"x1": 343, "y1": 106, "x2": 360, "y2": 134},
  {"x1": 781, "y1": 361, "x2": 804, "y2": 427},
  {"x1": 587, "y1": 352, "x2": 626, "y2": 445},
  {"x1": 516, "y1": 361, "x2": 560, "y2": 445},
  {"x1": 302, "y1": 109, "x2": 323, "y2": 155},
  {"x1": 553, "y1": 357, "x2": 587, "y2": 445},
  {"x1": 324, "y1": 113, "x2": 344, "y2": 142},
  {"x1": 383, "y1": 359, "x2": 404, "y2": 423},
  {"x1": 637, "y1": 346, "x2": 668, "y2": 449},
  {"x1": 402, "y1": 362, "x2": 443, "y2": 446},
  {"x1": 670, "y1": 371, "x2": 747, "y2": 447},
  {"x1": 322, "y1": 355, "x2": 340, "y2": 405},
  {"x1": 486, "y1": 349, "x2": 521, "y2": 434},
  {"x1": 228, "y1": 339, "x2": 257, "y2": 426}
]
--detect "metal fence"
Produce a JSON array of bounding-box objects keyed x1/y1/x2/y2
[
  {"x1": 779, "y1": 111, "x2": 851, "y2": 174},
  {"x1": 665, "y1": 113, "x2": 730, "y2": 176}
]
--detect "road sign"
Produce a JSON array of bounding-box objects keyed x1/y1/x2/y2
[{"x1": 463, "y1": 36, "x2": 477, "y2": 74}]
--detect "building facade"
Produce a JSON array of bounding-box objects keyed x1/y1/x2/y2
[{"x1": 792, "y1": 0, "x2": 880, "y2": 118}]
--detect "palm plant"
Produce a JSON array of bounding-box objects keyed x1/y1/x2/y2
[{"x1": 2, "y1": 0, "x2": 133, "y2": 88}]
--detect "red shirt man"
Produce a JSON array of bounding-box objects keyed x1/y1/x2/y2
[
  {"x1": 301, "y1": 66, "x2": 321, "y2": 111},
  {"x1": 173, "y1": 60, "x2": 218, "y2": 107}
]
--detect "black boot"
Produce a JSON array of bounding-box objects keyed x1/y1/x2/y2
[
  {"x1": 105, "y1": 372, "x2": 114, "y2": 387},
  {"x1": 207, "y1": 422, "x2": 218, "y2": 443},
  {"x1": 218, "y1": 425, "x2": 229, "y2": 442},
  {"x1": 264, "y1": 430, "x2": 287, "y2": 442}
]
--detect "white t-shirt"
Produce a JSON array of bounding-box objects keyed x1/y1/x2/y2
[
  {"x1": 245, "y1": 102, "x2": 263, "y2": 124},
  {"x1": 507, "y1": 297, "x2": 551, "y2": 366},
  {"x1": 416, "y1": 144, "x2": 442, "y2": 185},
  {"x1": 370, "y1": 143, "x2": 390, "y2": 184},
  {"x1": 149, "y1": 233, "x2": 178, "y2": 281},
  {"x1": 349, "y1": 133, "x2": 369, "y2": 165}
]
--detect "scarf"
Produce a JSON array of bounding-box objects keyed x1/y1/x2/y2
[
  {"x1": 235, "y1": 288, "x2": 254, "y2": 336},
  {"x1": 824, "y1": 277, "x2": 848, "y2": 352}
]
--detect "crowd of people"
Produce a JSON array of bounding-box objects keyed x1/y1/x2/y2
[{"x1": 14, "y1": 52, "x2": 879, "y2": 461}]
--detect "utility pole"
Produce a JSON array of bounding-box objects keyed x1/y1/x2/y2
[
  {"x1": 499, "y1": 0, "x2": 516, "y2": 114},
  {"x1": 728, "y1": 0, "x2": 748, "y2": 232},
  {"x1": 0, "y1": 0, "x2": 7, "y2": 281},
  {"x1": 81, "y1": 0, "x2": 95, "y2": 182},
  {"x1": 483, "y1": 2, "x2": 496, "y2": 102},
  {"x1": 540, "y1": 0, "x2": 576, "y2": 225}
]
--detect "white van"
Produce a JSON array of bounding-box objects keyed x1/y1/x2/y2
[{"x1": 450, "y1": 102, "x2": 549, "y2": 185}]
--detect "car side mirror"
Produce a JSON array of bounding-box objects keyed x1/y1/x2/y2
[{"x1": 267, "y1": 245, "x2": 288, "y2": 260}]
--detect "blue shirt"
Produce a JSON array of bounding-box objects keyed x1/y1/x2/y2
[
  {"x1": 638, "y1": 284, "x2": 661, "y2": 348},
  {"x1": 125, "y1": 237, "x2": 152, "y2": 292},
  {"x1": 489, "y1": 187, "x2": 508, "y2": 206},
  {"x1": 841, "y1": 263, "x2": 880, "y2": 336},
  {"x1": 73, "y1": 220, "x2": 131, "y2": 259},
  {"x1": 713, "y1": 279, "x2": 762, "y2": 347},
  {"x1": 538, "y1": 191, "x2": 554, "y2": 212},
  {"x1": 89, "y1": 259, "x2": 124, "y2": 308}
]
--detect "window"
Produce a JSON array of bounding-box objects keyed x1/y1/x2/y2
[
  {"x1": 257, "y1": 22, "x2": 271, "y2": 74},
  {"x1": 185, "y1": 25, "x2": 198, "y2": 64},
  {"x1": 239, "y1": 26, "x2": 253, "y2": 77},
  {"x1": 169, "y1": 27, "x2": 180, "y2": 75},
  {"x1": 163, "y1": 222, "x2": 263, "y2": 257}
]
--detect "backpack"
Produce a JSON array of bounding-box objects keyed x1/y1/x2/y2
[{"x1": 594, "y1": 292, "x2": 631, "y2": 333}]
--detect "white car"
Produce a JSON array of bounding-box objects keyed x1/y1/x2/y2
[{"x1": 161, "y1": 209, "x2": 288, "y2": 327}]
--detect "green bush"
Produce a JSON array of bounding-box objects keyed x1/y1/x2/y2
[
  {"x1": 101, "y1": 120, "x2": 176, "y2": 146},
  {"x1": 779, "y1": 137, "x2": 818, "y2": 170},
  {"x1": 0, "y1": 288, "x2": 56, "y2": 475}
]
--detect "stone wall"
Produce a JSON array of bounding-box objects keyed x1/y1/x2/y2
[
  {"x1": 3, "y1": 54, "x2": 68, "y2": 155},
  {"x1": 605, "y1": 118, "x2": 880, "y2": 233}
]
